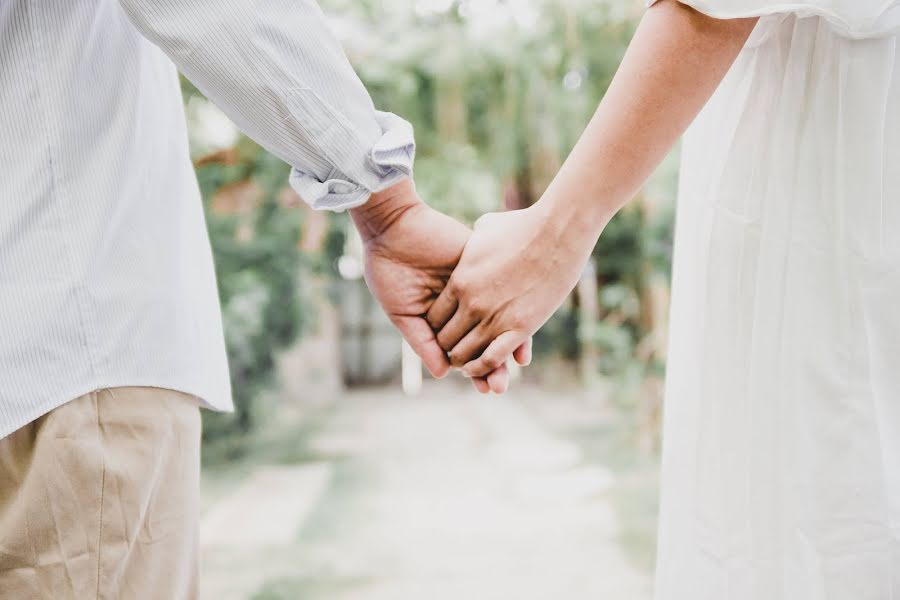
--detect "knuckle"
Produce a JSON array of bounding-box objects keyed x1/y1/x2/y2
[
  {"x1": 450, "y1": 280, "x2": 469, "y2": 299},
  {"x1": 482, "y1": 355, "x2": 501, "y2": 370},
  {"x1": 507, "y1": 315, "x2": 529, "y2": 333},
  {"x1": 448, "y1": 351, "x2": 466, "y2": 367},
  {"x1": 465, "y1": 298, "x2": 485, "y2": 317},
  {"x1": 450, "y1": 275, "x2": 474, "y2": 299}
]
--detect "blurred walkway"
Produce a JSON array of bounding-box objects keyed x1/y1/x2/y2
[{"x1": 200, "y1": 383, "x2": 655, "y2": 600}]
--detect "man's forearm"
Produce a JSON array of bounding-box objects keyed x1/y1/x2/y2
[{"x1": 537, "y1": 0, "x2": 757, "y2": 240}]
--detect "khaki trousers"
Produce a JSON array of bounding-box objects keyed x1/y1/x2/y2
[{"x1": 0, "y1": 388, "x2": 201, "y2": 600}]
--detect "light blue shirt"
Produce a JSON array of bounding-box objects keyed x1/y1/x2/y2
[{"x1": 0, "y1": 0, "x2": 415, "y2": 438}]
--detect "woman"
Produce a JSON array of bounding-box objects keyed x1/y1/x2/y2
[{"x1": 430, "y1": 0, "x2": 900, "y2": 596}]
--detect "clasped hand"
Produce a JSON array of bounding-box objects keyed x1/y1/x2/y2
[
  {"x1": 427, "y1": 201, "x2": 591, "y2": 383},
  {"x1": 354, "y1": 180, "x2": 592, "y2": 393}
]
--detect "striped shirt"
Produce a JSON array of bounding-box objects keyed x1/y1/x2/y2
[{"x1": 0, "y1": 0, "x2": 415, "y2": 438}]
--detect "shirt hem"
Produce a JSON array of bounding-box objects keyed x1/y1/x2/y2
[{"x1": 0, "y1": 379, "x2": 234, "y2": 440}]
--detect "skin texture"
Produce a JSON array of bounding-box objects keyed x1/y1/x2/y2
[
  {"x1": 427, "y1": 0, "x2": 760, "y2": 376},
  {"x1": 350, "y1": 180, "x2": 532, "y2": 394}
]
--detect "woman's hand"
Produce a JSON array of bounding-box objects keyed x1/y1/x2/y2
[
  {"x1": 425, "y1": 1, "x2": 758, "y2": 378},
  {"x1": 425, "y1": 202, "x2": 600, "y2": 378}
]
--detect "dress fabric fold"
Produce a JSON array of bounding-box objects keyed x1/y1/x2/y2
[{"x1": 655, "y1": 14, "x2": 900, "y2": 600}]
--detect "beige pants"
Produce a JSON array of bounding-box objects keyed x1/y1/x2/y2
[{"x1": 0, "y1": 388, "x2": 201, "y2": 600}]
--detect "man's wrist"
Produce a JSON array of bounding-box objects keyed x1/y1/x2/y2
[{"x1": 350, "y1": 179, "x2": 422, "y2": 243}]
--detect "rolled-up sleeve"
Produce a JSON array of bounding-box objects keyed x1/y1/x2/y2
[{"x1": 118, "y1": 0, "x2": 414, "y2": 211}]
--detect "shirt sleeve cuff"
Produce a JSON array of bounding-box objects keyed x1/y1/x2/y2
[{"x1": 289, "y1": 111, "x2": 416, "y2": 212}]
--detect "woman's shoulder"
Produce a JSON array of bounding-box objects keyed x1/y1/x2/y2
[{"x1": 647, "y1": 1, "x2": 900, "y2": 40}]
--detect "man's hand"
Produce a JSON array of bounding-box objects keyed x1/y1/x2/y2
[{"x1": 350, "y1": 180, "x2": 531, "y2": 394}]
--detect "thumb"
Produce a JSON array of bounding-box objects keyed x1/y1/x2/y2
[{"x1": 391, "y1": 315, "x2": 451, "y2": 379}]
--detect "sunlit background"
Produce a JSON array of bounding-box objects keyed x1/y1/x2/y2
[{"x1": 187, "y1": 1, "x2": 677, "y2": 598}]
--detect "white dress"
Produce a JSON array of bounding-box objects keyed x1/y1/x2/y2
[{"x1": 652, "y1": 2, "x2": 900, "y2": 598}]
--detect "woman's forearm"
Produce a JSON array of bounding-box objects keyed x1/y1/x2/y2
[
  {"x1": 427, "y1": 2, "x2": 760, "y2": 376},
  {"x1": 537, "y1": 0, "x2": 758, "y2": 240}
]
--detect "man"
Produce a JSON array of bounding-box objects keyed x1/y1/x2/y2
[{"x1": 0, "y1": 1, "x2": 527, "y2": 598}]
